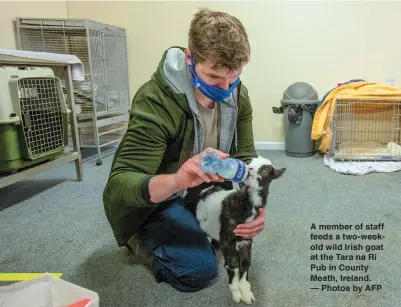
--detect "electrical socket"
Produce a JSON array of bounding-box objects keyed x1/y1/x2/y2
[{"x1": 385, "y1": 76, "x2": 395, "y2": 85}]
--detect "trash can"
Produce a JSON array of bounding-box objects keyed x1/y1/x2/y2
[{"x1": 281, "y1": 82, "x2": 319, "y2": 157}]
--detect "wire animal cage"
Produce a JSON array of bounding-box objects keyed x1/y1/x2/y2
[
  {"x1": 327, "y1": 98, "x2": 401, "y2": 162},
  {"x1": 15, "y1": 18, "x2": 130, "y2": 165},
  {"x1": 0, "y1": 66, "x2": 70, "y2": 174}
]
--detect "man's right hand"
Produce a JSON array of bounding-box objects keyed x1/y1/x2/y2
[
  {"x1": 172, "y1": 148, "x2": 230, "y2": 190},
  {"x1": 148, "y1": 148, "x2": 230, "y2": 203}
]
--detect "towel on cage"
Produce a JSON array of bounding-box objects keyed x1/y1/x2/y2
[
  {"x1": 311, "y1": 80, "x2": 401, "y2": 153},
  {"x1": 316, "y1": 79, "x2": 366, "y2": 108}
]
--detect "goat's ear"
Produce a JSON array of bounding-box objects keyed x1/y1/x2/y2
[{"x1": 272, "y1": 167, "x2": 286, "y2": 179}]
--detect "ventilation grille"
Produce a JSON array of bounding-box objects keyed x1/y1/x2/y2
[{"x1": 18, "y1": 78, "x2": 65, "y2": 159}]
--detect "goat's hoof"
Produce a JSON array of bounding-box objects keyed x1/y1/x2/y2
[
  {"x1": 232, "y1": 291, "x2": 242, "y2": 303},
  {"x1": 241, "y1": 289, "x2": 255, "y2": 304}
]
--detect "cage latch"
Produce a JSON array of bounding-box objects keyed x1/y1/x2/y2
[{"x1": 22, "y1": 110, "x2": 32, "y2": 130}]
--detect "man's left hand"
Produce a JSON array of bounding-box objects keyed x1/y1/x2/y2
[{"x1": 233, "y1": 208, "x2": 265, "y2": 239}]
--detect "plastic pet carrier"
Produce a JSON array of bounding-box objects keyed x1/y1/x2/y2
[{"x1": 0, "y1": 66, "x2": 70, "y2": 174}]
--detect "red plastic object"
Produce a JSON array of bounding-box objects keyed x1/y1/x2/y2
[{"x1": 67, "y1": 298, "x2": 93, "y2": 307}]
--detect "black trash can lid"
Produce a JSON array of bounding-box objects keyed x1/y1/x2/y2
[{"x1": 281, "y1": 82, "x2": 319, "y2": 105}]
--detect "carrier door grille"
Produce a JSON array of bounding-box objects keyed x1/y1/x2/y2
[{"x1": 18, "y1": 78, "x2": 65, "y2": 159}]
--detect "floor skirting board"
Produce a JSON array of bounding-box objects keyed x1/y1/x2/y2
[{"x1": 255, "y1": 142, "x2": 285, "y2": 150}]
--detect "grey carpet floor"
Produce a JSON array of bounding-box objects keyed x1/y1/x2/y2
[{"x1": 1, "y1": 150, "x2": 400, "y2": 307}]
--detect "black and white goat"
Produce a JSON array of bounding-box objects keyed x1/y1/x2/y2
[{"x1": 194, "y1": 156, "x2": 286, "y2": 304}]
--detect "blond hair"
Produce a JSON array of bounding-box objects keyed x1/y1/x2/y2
[{"x1": 188, "y1": 8, "x2": 250, "y2": 71}]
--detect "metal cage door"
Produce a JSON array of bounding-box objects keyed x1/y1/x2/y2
[
  {"x1": 116, "y1": 35, "x2": 130, "y2": 110},
  {"x1": 88, "y1": 29, "x2": 108, "y2": 114},
  {"x1": 103, "y1": 33, "x2": 130, "y2": 112}
]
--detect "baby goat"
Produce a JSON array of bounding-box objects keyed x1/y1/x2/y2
[{"x1": 195, "y1": 156, "x2": 286, "y2": 304}]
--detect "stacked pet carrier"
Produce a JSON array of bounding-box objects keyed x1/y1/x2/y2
[
  {"x1": 0, "y1": 66, "x2": 70, "y2": 174},
  {"x1": 15, "y1": 18, "x2": 130, "y2": 165}
]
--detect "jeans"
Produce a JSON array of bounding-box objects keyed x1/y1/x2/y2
[{"x1": 134, "y1": 198, "x2": 218, "y2": 292}]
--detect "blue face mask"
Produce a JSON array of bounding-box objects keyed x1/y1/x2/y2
[{"x1": 188, "y1": 54, "x2": 240, "y2": 102}]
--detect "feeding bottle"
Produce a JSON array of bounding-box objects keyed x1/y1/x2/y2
[{"x1": 199, "y1": 149, "x2": 249, "y2": 183}]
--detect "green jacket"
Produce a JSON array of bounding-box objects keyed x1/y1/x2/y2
[{"x1": 103, "y1": 47, "x2": 257, "y2": 247}]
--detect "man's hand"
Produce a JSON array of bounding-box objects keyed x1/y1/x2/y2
[
  {"x1": 172, "y1": 148, "x2": 229, "y2": 190},
  {"x1": 149, "y1": 148, "x2": 229, "y2": 203},
  {"x1": 233, "y1": 208, "x2": 266, "y2": 239}
]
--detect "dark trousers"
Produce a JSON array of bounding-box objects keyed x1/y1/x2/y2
[{"x1": 135, "y1": 198, "x2": 218, "y2": 292}]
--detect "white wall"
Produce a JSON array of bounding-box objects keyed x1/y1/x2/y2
[
  {"x1": 0, "y1": 1, "x2": 68, "y2": 49},
  {"x1": 2, "y1": 1, "x2": 401, "y2": 143}
]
